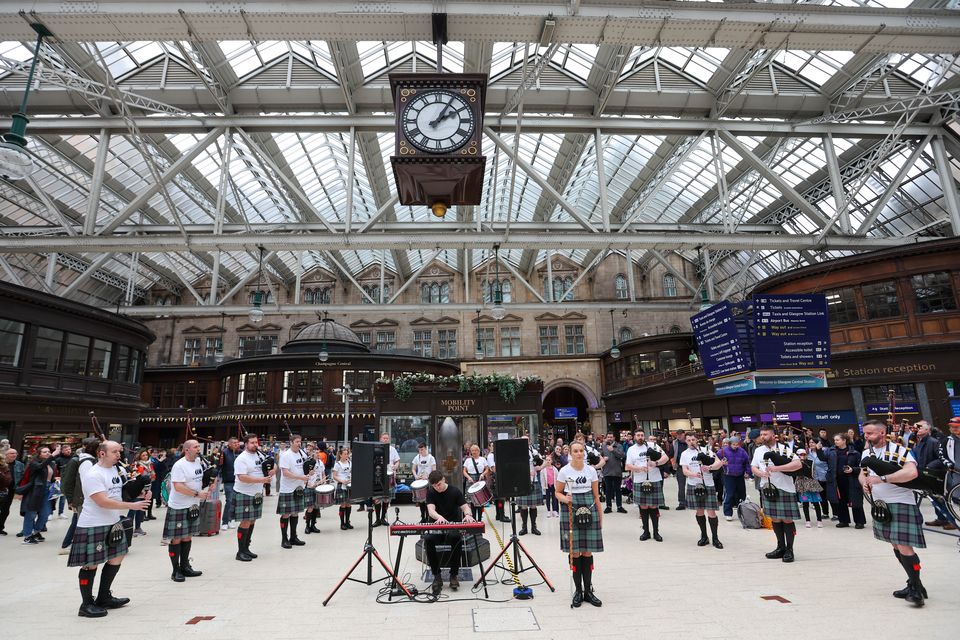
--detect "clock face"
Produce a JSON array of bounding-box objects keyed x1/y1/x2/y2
[{"x1": 400, "y1": 89, "x2": 476, "y2": 153}]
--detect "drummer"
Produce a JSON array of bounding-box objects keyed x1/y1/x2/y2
[
  {"x1": 462, "y1": 444, "x2": 489, "y2": 521},
  {"x1": 332, "y1": 448, "x2": 353, "y2": 531},
  {"x1": 372, "y1": 433, "x2": 401, "y2": 528},
  {"x1": 303, "y1": 449, "x2": 325, "y2": 535},
  {"x1": 411, "y1": 443, "x2": 436, "y2": 522}
]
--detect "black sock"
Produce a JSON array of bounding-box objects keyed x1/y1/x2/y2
[
  {"x1": 572, "y1": 557, "x2": 583, "y2": 592},
  {"x1": 709, "y1": 516, "x2": 719, "y2": 540},
  {"x1": 641, "y1": 509, "x2": 650, "y2": 532},
  {"x1": 530, "y1": 509, "x2": 538, "y2": 526},
  {"x1": 696, "y1": 514, "x2": 707, "y2": 537},
  {"x1": 180, "y1": 540, "x2": 192, "y2": 566},
  {"x1": 78, "y1": 568, "x2": 97, "y2": 605},
  {"x1": 280, "y1": 518, "x2": 289, "y2": 542},
  {"x1": 898, "y1": 553, "x2": 921, "y2": 583},
  {"x1": 168, "y1": 542, "x2": 181, "y2": 571},
  {"x1": 290, "y1": 516, "x2": 299, "y2": 537},
  {"x1": 783, "y1": 522, "x2": 796, "y2": 550},
  {"x1": 773, "y1": 522, "x2": 786, "y2": 548},
  {"x1": 520, "y1": 508, "x2": 528, "y2": 528},
  {"x1": 346, "y1": 506, "x2": 352, "y2": 523},
  {"x1": 339, "y1": 507, "x2": 345, "y2": 525},
  {"x1": 97, "y1": 563, "x2": 120, "y2": 602},
  {"x1": 802, "y1": 503, "x2": 810, "y2": 521},
  {"x1": 814, "y1": 503, "x2": 822, "y2": 522},
  {"x1": 237, "y1": 528, "x2": 246, "y2": 552},
  {"x1": 580, "y1": 556, "x2": 593, "y2": 592},
  {"x1": 419, "y1": 504, "x2": 428, "y2": 522},
  {"x1": 248, "y1": 522, "x2": 255, "y2": 544},
  {"x1": 651, "y1": 509, "x2": 660, "y2": 535}
]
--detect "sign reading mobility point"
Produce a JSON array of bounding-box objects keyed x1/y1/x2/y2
[
  {"x1": 690, "y1": 301, "x2": 752, "y2": 379},
  {"x1": 693, "y1": 295, "x2": 831, "y2": 396}
]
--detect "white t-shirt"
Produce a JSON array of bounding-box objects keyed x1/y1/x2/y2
[
  {"x1": 752, "y1": 445, "x2": 797, "y2": 494},
  {"x1": 412, "y1": 454, "x2": 436, "y2": 479},
  {"x1": 626, "y1": 443, "x2": 663, "y2": 483},
  {"x1": 464, "y1": 456, "x2": 488, "y2": 479},
  {"x1": 485, "y1": 452, "x2": 496, "y2": 471},
  {"x1": 862, "y1": 445, "x2": 918, "y2": 505},
  {"x1": 388, "y1": 445, "x2": 400, "y2": 469},
  {"x1": 528, "y1": 447, "x2": 542, "y2": 478},
  {"x1": 77, "y1": 463, "x2": 124, "y2": 528},
  {"x1": 333, "y1": 460, "x2": 352, "y2": 487},
  {"x1": 557, "y1": 463, "x2": 599, "y2": 494},
  {"x1": 680, "y1": 448, "x2": 715, "y2": 487},
  {"x1": 279, "y1": 448, "x2": 306, "y2": 493},
  {"x1": 234, "y1": 450, "x2": 266, "y2": 497},
  {"x1": 167, "y1": 457, "x2": 204, "y2": 509}
]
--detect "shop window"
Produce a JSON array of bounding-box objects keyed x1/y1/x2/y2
[
  {"x1": 863, "y1": 280, "x2": 901, "y2": 319},
  {"x1": 825, "y1": 287, "x2": 860, "y2": 324},
  {"x1": 564, "y1": 324, "x2": 585, "y2": 355},
  {"x1": 538, "y1": 325, "x2": 559, "y2": 355},
  {"x1": 438, "y1": 329, "x2": 457, "y2": 359},
  {"x1": 0, "y1": 319, "x2": 25, "y2": 367},
  {"x1": 500, "y1": 326, "x2": 521, "y2": 357},
  {"x1": 911, "y1": 271, "x2": 957, "y2": 314},
  {"x1": 615, "y1": 274, "x2": 628, "y2": 299},
  {"x1": 63, "y1": 333, "x2": 91, "y2": 376}
]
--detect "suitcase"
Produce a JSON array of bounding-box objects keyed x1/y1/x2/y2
[{"x1": 196, "y1": 500, "x2": 222, "y2": 537}]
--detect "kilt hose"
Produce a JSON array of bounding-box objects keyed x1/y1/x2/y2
[
  {"x1": 162, "y1": 506, "x2": 201, "y2": 539},
  {"x1": 873, "y1": 502, "x2": 926, "y2": 549},
  {"x1": 560, "y1": 492, "x2": 604, "y2": 553},
  {"x1": 68, "y1": 524, "x2": 128, "y2": 567},
  {"x1": 632, "y1": 480, "x2": 664, "y2": 508}
]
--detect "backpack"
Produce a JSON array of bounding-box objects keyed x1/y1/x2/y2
[
  {"x1": 14, "y1": 465, "x2": 31, "y2": 495},
  {"x1": 737, "y1": 498, "x2": 763, "y2": 529}
]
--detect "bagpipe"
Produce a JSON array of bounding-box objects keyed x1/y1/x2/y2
[
  {"x1": 857, "y1": 443, "x2": 944, "y2": 495},
  {"x1": 239, "y1": 418, "x2": 275, "y2": 476},
  {"x1": 761, "y1": 408, "x2": 802, "y2": 476},
  {"x1": 531, "y1": 450, "x2": 545, "y2": 467},
  {"x1": 90, "y1": 412, "x2": 150, "y2": 502},
  {"x1": 184, "y1": 411, "x2": 219, "y2": 489},
  {"x1": 645, "y1": 446, "x2": 663, "y2": 462},
  {"x1": 694, "y1": 448, "x2": 717, "y2": 466}
]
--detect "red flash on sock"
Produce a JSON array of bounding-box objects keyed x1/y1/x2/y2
[
  {"x1": 79, "y1": 579, "x2": 89, "y2": 585},
  {"x1": 237, "y1": 532, "x2": 243, "y2": 540},
  {"x1": 913, "y1": 564, "x2": 921, "y2": 571},
  {"x1": 169, "y1": 552, "x2": 176, "y2": 557}
]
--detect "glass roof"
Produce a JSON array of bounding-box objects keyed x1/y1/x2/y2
[{"x1": 0, "y1": 23, "x2": 956, "y2": 306}]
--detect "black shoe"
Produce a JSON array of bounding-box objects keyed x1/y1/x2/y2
[
  {"x1": 697, "y1": 536, "x2": 709, "y2": 547},
  {"x1": 245, "y1": 547, "x2": 258, "y2": 559},
  {"x1": 531, "y1": 526, "x2": 541, "y2": 536},
  {"x1": 16, "y1": 532, "x2": 23, "y2": 537},
  {"x1": 180, "y1": 563, "x2": 202, "y2": 578},
  {"x1": 235, "y1": 551, "x2": 253, "y2": 562},
  {"x1": 281, "y1": 539, "x2": 292, "y2": 549},
  {"x1": 617, "y1": 508, "x2": 628, "y2": 514},
  {"x1": 603, "y1": 507, "x2": 612, "y2": 514},
  {"x1": 431, "y1": 576, "x2": 443, "y2": 596},
  {"x1": 782, "y1": 549, "x2": 795, "y2": 563},
  {"x1": 894, "y1": 582, "x2": 928, "y2": 599},
  {"x1": 358, "y1": 505, "x2": 366, "y2": 511},
  {"x1": 290, "y1": 537, "x2": 305, "y2": 546},
  {"x1": 95, "y1": 593, "x2": 130, "y2": 609},
  {"x1": 904, "y1": 584, "x2": 924, "y2": 607},
  {"x1": 571, "y1": 590, "x2": 583, "y2": 608},
  {"x1": 835, "y1": 523, "x2": 849, "y2": 528},
  {"x1": 765, "y1": 547, "x2": 786, "y2": 559},
  {"x1": 78, "y1": 603, "x2": 108, "y2": 618},
  {"x1": 653, "y1": 533, "x2": 663, "y2": 542},
  {"x1": 33, "y1": 533, "x2": 45, "y2": 542},
  {"x1": 854, "y1": 524, "x2": 865, "y2": 530},
  {"x1": 0, "y1": 530, "x2": 6, "y2": 535},
  {"x1": 712, "y1": 539, "x2": 724, "y2": 549},
  {"x1": 639, "y1": 530, "x2": 651, "y2": 541},
  {"x1": 171, "y1": 569, "x2": 185, "y2": 582},
  {"x1": 449, "y1": 575, "x2": 460, "y2": 590},
  {"x1": 583, "y1": 589, "x2": 602, "y2": 607},
  {"x1": 518, "y1": 527, "x2": 528, "y2": 536},
  {"x1": 345, "y1": 522, "x2": 354, "y2": 530},
  {"x1": 659, "y1": 506, "x2": 670, "y2": 510},
  {"x1": 676, "y1": 506, "x2": 686, "y2": 511},
  {"x1": 497, "y1": 515, "x2": 511, "y2": 523},
  {"x1": 340, "y1": 523, "x2": 349, "y2": 531}
]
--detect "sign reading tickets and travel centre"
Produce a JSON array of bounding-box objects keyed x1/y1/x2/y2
[{"x1": 693, "y1": 295, "x2": 831, "y2": 396}]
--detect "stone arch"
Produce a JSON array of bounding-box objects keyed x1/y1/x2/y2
[{"x1": 541, "y1": 377, "x2": 600, "y2": 410}]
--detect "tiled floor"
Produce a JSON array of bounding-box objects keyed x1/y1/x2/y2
[{"x1": 2, "y1": 490, "x2": 957, "y2": 639}]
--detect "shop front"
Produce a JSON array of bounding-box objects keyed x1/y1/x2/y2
[{"x1": 376, "y1": 375, "x2": 543, "y2": 486}]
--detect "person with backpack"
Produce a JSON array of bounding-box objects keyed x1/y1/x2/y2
[
  {"x1": 58, "y1": 438, "x2": 101, "y2": 554},
  {"x1": 21, "y1": 444, "x2": 60, "y2": 543}
]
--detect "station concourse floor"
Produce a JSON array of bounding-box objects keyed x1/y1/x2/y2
[{"x1": 2, "y1": 488, "x2": 957, "y2": 640}]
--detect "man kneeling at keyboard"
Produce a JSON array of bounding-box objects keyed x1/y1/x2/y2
[{"x1": 425, "y1": 470, "x2": 476, "y2": 595}]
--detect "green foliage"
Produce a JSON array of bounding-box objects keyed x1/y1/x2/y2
[{"x1": 377, "y1": 372, "x2": 541, "y2": 404}]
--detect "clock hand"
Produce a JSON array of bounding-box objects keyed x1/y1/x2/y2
[{"x1": 428, "y1": 97, "x2": 456, "y2": 127}]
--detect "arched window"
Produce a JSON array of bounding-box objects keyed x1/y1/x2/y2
[
  {"x1": 304, "y1": 288, "x2": 314, "y2": 304},
  {"x1": 669, "y1": 325, "x2": 682, "y2": 334},
  {"x1": 440, "y1": 282, "x2": 450, "y2": 303},
  {"x1": 663, "y1": 274, "x2": 678, "y2": 297},
  {"x1": 552, "y1": 277, "x2": 564, "y2": 302},
  {"x1": 615, "y1": 274, "x2": 628, "y2": 299},
  {"x1": 363, "y1": 285, "x2": 379, "y2": 304},
  {"x1": 500, "y1": 279, "x2": 511, "y2": 303},
  {"x1": 420, "y1": 283, "x2": 431, "y2": 304},
  {"x1": 319, "y1": 287, "x2": 330, "y2": 304},
  {"x1": 563, "y1": 276, "x2": 574, "y2": 301},
  {"x1": 619, "y1": 327, "x2": 633, "y2": 343}
]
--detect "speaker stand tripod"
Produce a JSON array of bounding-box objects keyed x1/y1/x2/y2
[
  {"x1": 474, "y1": 502, "x2": 555, "y2": 592},
  {"x1": 323, "y1": 508, "x2": 413, "y2": 605}
]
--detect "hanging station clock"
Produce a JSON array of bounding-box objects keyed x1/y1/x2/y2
[{"x1": 389, "y1": 73, "x2": 487, "y2": 217}]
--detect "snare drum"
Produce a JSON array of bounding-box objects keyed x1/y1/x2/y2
[
  {"x1": 410, "y1": 479, "x2": 429, "y2": 503},
  {"x1": 315, "y1": 484, "x2": 336, "y2": 507},
  {"x1": 467, "y1": 480, "x2": 493, "y2": 507}
]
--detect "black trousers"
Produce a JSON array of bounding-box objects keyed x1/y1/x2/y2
[
  {"x1": 0, "y1": 489, "x2": 13, "y2": 532},
  {"x1": 424, "y1": 531, "x2": 463, "y2": 575},
  {"x1": 603, "y1": 476, "x2": 622, "y2": 508},
  {"x1": 835, "y1": 479, "x2": 866, "y2": 526}
]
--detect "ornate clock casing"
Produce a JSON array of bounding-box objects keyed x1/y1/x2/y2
[{"x1": 389, "y1": 73, "x2": 487, "y2": 209}]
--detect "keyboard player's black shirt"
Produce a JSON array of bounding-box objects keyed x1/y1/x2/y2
[{"x1": 426, "y1": 484, "x2": 466, "y2": 522}]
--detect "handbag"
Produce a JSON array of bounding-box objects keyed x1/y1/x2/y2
[{"x1": 574, "y1": 506, "x2": 593, "y2": 530}]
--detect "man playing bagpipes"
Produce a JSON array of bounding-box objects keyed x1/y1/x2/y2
[
  {"x1": 164, "y1": 439, "x2": 210, "y2": 583},
  {"x1": 751, "y1": 426, "x2": 803, "y2": 563},
  {"x1": 858, "y1": 420, "x2": 928, "y2": 607}
]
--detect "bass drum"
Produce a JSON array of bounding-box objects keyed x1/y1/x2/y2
[
  {"x1": 410, "y1": 479, "x2": 429, "y2": 503},
  {"x1": 467, "y1": 480, "x2": 492, "y2": 508},
  {"x1": 315, "y1": 484, "x2": 336, "y2": 508}
]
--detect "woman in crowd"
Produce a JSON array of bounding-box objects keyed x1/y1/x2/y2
[
  {"x1": 21, "y1": 444, "x2": 60, "y2": 543},
  {"x1": 462, "y1": 444, "x2": 489, "y2": 521},
  {"x1": 541, "y1": 453, "x2": 559, "y2": 517},
  {"x1": 555, "y1": 441, "x2": 603, "y2": 608},
  {"x1": 795, "y1": 449, "x2": 824, "y2": 528},
  {"x1": 129, "y1": 449, "x2": 156, "y2": 533},
  {"x1": 332, "y1": 448, "x2": 353, "y2": 530}
]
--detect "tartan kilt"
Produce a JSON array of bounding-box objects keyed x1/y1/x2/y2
[
  {"x1": 560, "y1": 492, "x2": 604, "y2": 553},
  {"x1": 234, "y1": 492, "x2": 264, "y2": 521},
  {"x1": 335, "y1": 484, "x2": 351, "y2": 504},
  {"x1": 277, "y1": 490, "x2": 306, "y2": 515},
  {"x1": 68, "y1": 524, "x2": 128, "y2": 567},
  {"x1": 633, "y1": 480, "x2": 664, "y2": 508},
  {"x1": 514, "y1": 478, "x2": 542, "y2": 508},
  {"x1": 685, "y1": 484, "x2": 720, "y2": 511},
  {"x1": 761, "y1": 489, "x2": 800, "y2": 521},
  {"x1": 163, "y1": 507, "x2": 201, "y2": 539},
  {"x1": 303, "y1": 487, "x2": 316, "y2": 508},
  {"x1": 873, "y1": 502, "x2": 926, "y2": 549}
]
